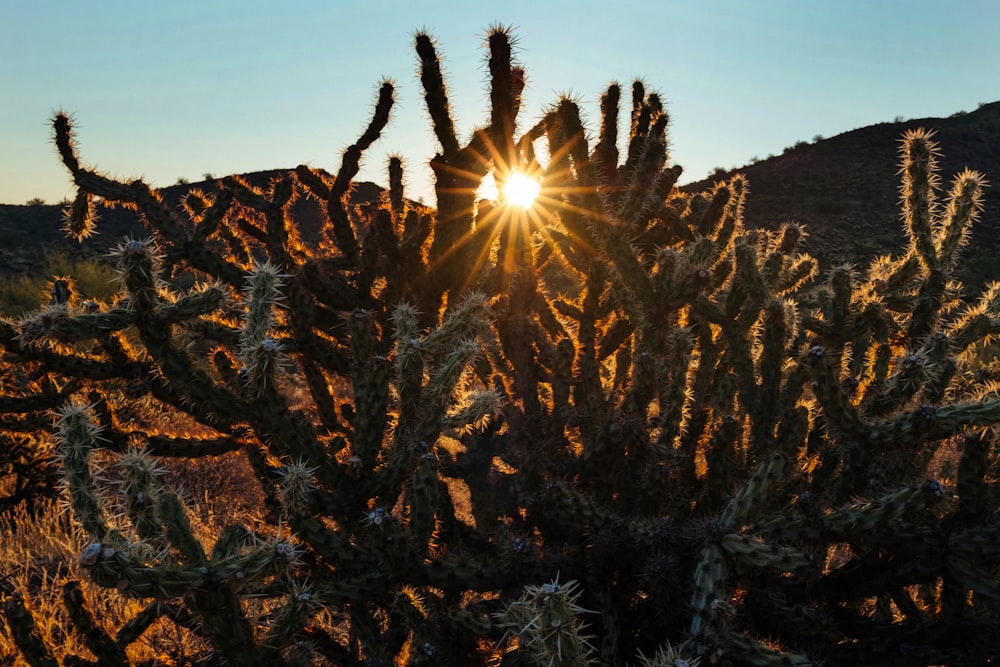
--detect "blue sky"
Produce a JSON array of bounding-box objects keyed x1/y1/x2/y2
[{"x1": 2, "y1": 0, "x2": 997, "y2": 205}]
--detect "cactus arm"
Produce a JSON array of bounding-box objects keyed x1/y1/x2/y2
[
  {"x1": 158, "y1": 492, "x2": 207, "y2": 565},
  {"x1": 591, "y1": 83, "x2": 621, "y2": 183},
  {"x1": 116, "y1": 445, "x2": 162, "y2": 542},
  {"x1": 615, "y1": 114, "x2": 669, "y2": 228},
  {"x1": 622, "y1": 81, "x2": 649, "y2": 176},
  {"x1": 0, "y1": 379, "x2": 82, "y2": 414},
  {"x1": 114, "y1": 599, "x2": 168, "y2": 648},
  {"x1": 415, "y1": 32, "x2": 460, "y2": 157},
  {"x1": 957, "y1": 431, "x2": 992, "y2": 518},
  {"x1": 688, "y1": 542, "x2": 727, "y2": 662},
  {"x1": 873, "y1": 398, "x2": 1000, "y2": 449},
  {"x1": 721, "y1": 454, "x2": 787, "y2": 528},
  {"x1": 7, "y1": 324, "x2": 152, "y2": 379},
  {"x1": 408, "y1": 453, "x2": 441, "y2": 554},
  {"x1": 494, "y1": 577, "x2": 598, "y2": 666},
  {"x1": 63, "y1": 189, "x2": 97, "y2": 240},
  {"x1": 261, "y1": 586, "x2": 318, "y2": 658},
  {"x1": 695, "y1": 183, "x2": 732, "y2": 240},
  {"x1": 719, "y1": 533, "x2": 815, "y2": 573},
  {"x1": 55, "y1": 403, "x2": 127, "y2": 545},
  {"x1": 724, "y1": 634, "x2": 818, "y2": 667},
  {"x1": 348, "y1": 309, "x2": 390, "y2": 467},
  {"x1": 1, "y1": 594, "x2": 60, "y2": 667},
  {"x1": 556, "y1": 99, "x2": 658, "y2": 313},
  {"x1": 946, "y1": 557, "x2": 1000, "y2": 607},
  {"x1": 189, "y1": 186, "x2": 234, "y2": 244},
  {"x1": 18, "y1": 307, "x2": 135, "y2": 346},
  {"x1": 62, "y1": 580, "x2": 130, "y2": 667},
  {"x1": 753, "y1": 298, "x2": 790, "y2": 446},
  {"x1": 905, "y1": 267, "x2": 947, "y2": 343},
  {"x1": 326, "y1": 80, "x2": 394, "y2": 259},
  {"x1": 53, "y1": 113, "x2": 247, "y2": 288},
  {"x1": 900, "y1": 129, "x2": 941, "y2": 271},
  {"x1": 759, "y1": 480, "x2": 943, "y2": 544},
  {"x1": 486, "y1": 27, "x2": 519, "y2": 169},
  {"x1": 936, "y1": 168, "x2": 986, "y2": 270}
]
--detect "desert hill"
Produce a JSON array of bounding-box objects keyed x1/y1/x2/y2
[
  {"x1": 2, "y1": 101, "x2": 998, "y2": 290},
  {"x1": 0, "y1": 172, "x2": 381, "y2": 277},
  {"x1": 684, "y1": 101, "x2": 1000, "y2": 289}
]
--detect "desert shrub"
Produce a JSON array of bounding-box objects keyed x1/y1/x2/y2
[{"x1": 0, "y1": 251, "x2": 117, "y2": 316}]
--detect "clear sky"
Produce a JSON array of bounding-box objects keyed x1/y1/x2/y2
[{"x1": 2, "y1": 0, "x2": 997, "y2": 206}]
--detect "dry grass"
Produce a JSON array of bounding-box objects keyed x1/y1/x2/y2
[
  {"x1": 0, "y1": 365, "x2": 349, "y2": 664},
  {"x1": 158, "y1": 449, "x2": 268, "y2": 536},
  {"x1": 0, "y1": 450, "x2": 273, "y2": 666}
]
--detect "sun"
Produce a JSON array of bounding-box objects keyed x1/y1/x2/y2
[{"x1": 502, "y1": 171, "x2": 541, "y2": 210}]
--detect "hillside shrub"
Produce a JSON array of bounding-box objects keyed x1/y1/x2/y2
[{"x1": 0, "y1": 251, "x2": 117, "y2": 317}]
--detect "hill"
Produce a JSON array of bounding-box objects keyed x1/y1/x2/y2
[
  {"x1": 2, "y1": 102, "x2": 998, "y2": 290},
  {"x1": 684, "y1": 101, "x2": 1000, "y2": 289},
  {"x1": 0, "y1": 171, "x2": 383, "y2": 277}
]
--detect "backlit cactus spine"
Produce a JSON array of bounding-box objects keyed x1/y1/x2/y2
[
  {"x1": 48, "y1": 402, "x2": 304, "y2": 666},
  {"x1": 495, "y1": 577, "x2": 597, "y2": 666}
]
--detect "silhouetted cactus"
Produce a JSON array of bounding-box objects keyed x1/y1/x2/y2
[{"x1": 3, "y1": 28, "x2": 1000, "y2": 667}]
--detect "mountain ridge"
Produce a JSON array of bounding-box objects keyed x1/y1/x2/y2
[
  {"x1": 683, "y1": 101, "x2": 1000, "y2": 288},
  {"x1": 2, "y1": 101, "x2": 998, "y2": 289}
]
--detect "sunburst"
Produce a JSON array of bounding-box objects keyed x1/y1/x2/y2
[{"x1": 502, "y1": 170, "x2": 541, "y2": 210}]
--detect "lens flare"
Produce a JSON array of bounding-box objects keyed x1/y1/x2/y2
[{"x1": 503, "y1": 171, "x2": 541, "y2": 210}]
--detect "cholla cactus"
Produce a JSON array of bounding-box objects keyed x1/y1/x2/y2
[
  {"x1": 2, "y1": 27, "x2": 1000, "y2": 667},
  {"x1": 495, "y1": 576, "x2": 597, "y2": 666}
]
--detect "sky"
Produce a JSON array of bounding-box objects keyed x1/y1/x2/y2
[{"x1": 2, "y1": 0, "x2": 998, "y2": 206}]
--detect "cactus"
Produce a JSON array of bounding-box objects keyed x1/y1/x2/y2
[{"x1": 3, "y1": 27, "x2": 1000, "y2": 667}]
